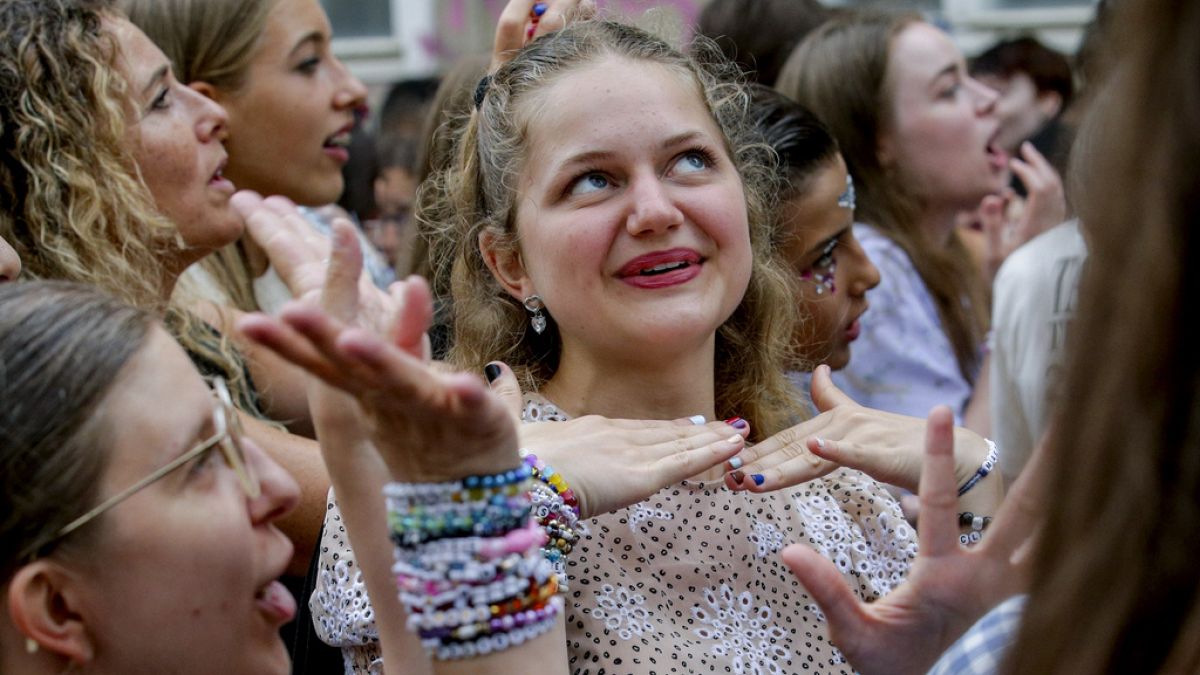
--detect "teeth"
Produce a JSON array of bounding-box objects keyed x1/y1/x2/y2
[
  {"x1": 325, "y1": 132, "x2": 351, "y2": 148},
  {"x1": 640, "y1": 261, "x2": 687, "y2": 275}
]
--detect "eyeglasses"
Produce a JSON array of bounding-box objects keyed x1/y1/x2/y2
[{"x1": 52, "y1": 377, "x2": 260, "y2": 542}]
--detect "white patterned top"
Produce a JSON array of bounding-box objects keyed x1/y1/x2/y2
[
  {"x1": 309, "y1": 397, "x2": 918, "y2": 674},
  {"x1": 832, "y1": 224, "x2": 979, "y2": 423}
]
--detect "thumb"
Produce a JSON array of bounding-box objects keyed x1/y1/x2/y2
[
  {"x1": 811, "y1": 364, "x2": 857, "y2": 412},
  {"x1": 322, "y1": 219, "x2": 363, "y2": 322},
  {"x1": 484, "y1": 360, "x2": 525, "y2": 423},
  {"x1": 780, "y1": 544, "x2": 866, "y2": 636}
]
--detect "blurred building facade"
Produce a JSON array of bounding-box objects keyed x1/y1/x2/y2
[{"x1": 322, "y1": 0, "x2": 1097, "y2": 84}]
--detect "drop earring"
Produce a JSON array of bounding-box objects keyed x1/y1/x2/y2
[{"x1": 523, "y1": 294, "x2": 547, "y2": 334}]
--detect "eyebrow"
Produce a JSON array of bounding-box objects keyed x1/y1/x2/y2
[
  {"x1": 929, "y1": 63, "x2": 959, "y2": 88},
  {"x1": 289, "y1": 31, "x2": 325, "y2": 58},
  {"x1": 141, "y1": 64, "x2": 170, "y2": 97},
  {"x1": 552, "y1": 130, "x2": 712, "y2": 174}
]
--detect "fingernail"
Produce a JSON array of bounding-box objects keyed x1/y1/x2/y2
[
  {"x1": 484, "y1": 363, "x2": 502, "y2": 383},
  {"x1": 731, "y1": 470, "x2": 745, "y2": 484},
  {"x1": 815, "y1": 437, "x2": 826, "y2": 450},
  {"x1": 728, "y1": 456, "x2": 743, "y2": 470},
  {"x1": 533, "y1": 2, "x2": 548, "y2": 16},
  {"x1": 688, "y1": 414, "x2": 706, "y2": 425},
  {"x1": 751, "y1": 474, "x2": 765, "y2": 486},
  {"x1": 724, "y1": 416, "x2": 748, "y2": 430}
]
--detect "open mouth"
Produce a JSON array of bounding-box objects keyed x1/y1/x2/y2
[
  {"x1": 985, "y1": 131, "x2": 1009, "y2": 169},
  {"x1": 254, "y1": 579, "x2": 297, "y2": 624},
  {"x1": 324, "y1": 129, "x2": 352, "y2": 150},
  {"x1": 210, "y1": 159, "x2": 233, "y2": 188}
]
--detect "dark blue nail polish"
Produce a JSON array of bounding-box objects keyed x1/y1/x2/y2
[
  {"x1": 485, "y1": 363, "x2": 502, "y2": 383},
  {"x1": 533, "y1": 2, "x2": 548, "y2": 17},
  {"x1": 751, "y1": 474, "x2": 765, "y2": 486}
]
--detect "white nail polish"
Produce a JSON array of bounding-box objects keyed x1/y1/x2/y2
[
  {"x1": 728, "y1": 456, "x2": 743, "y2": 470},
  {"x1": 688, "y1": 414, "x2": 706, "y2": 425}
]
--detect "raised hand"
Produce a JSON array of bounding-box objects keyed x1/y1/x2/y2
[
  {"x1": 726, "y1": 365, "x2": 992, "y2": 493},
  {"x1": 231, "y1": 190, "x2": 412, "y2": 341},
  {"x1": 980, "y1": 142, "x2": 1067, "y2": 281},
  {"x1": 779, "y1": 406, "x2": 1041, "y2": 675},
  {"x1": 483, "y1": 361, "x2": 749, "y2": 519},
  {"x1": 491, "y1": 0, "x2": 596, "y2": 69},
  {"x1": 240, "y1": 218, "x2": 517, "y2": 481}
]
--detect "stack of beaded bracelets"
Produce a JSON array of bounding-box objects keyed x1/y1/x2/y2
[
  {"x1": 957, "y1": 439, "x2": 1000, "y2": 496},
  {"x1": 520, "y1": 449, "x2": 582, "y2": 590},
  {"x1": 385, "y1": 465, "x2": 563, "y2": 660}
]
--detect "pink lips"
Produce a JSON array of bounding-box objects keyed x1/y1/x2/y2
[
  {"x1": 210, "y1": 158, "x2": 235, "y2": 194},
  {"x1": 616, "y1": 248, "x2": 703, "y2": 289},
  {"x1": 845, "y1": 318, "x2": 861, "y2": 342}
]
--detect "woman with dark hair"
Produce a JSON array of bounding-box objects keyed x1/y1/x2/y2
[{"x1": 777, "y1": 12, "x2": 1065, "y2": 424}]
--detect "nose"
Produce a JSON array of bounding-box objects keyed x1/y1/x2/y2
[
  {"x1": 625, "y1": 173, "x2": 684, "y2": 237},
  {"x1": 966, "y1": 76, "x2": 998, "y2": 116},
  {"x1": 0, "y1": 235, "x2": 20, "y2": 282},
  {"x1": 332, "y1": 56, "x2": 368, "y2": 111},
  {"x1": 242, "y1": 435, "x2": 300, "y2": 526},
  {"x1": 843, "y1": 233, "x2": 880, "y2": 297},
  {"x1": 186, "y1": 86, "x2": 229, "y2": 143}
]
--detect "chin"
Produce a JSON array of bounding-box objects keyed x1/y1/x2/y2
[{"x1": 296, "y1": 173, "x2": 345, "y2": 207}]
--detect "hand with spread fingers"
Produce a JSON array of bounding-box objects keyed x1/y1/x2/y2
[
  {"x1": 780, "y1": 406, "x2": 1042, "y2": 675},
  {"x1": 482, "y1": 361, "x2": 750, "y2": 520},
  {"x1": 726, "y1": 366, "x2": 1000, "y2": 512},
  {"x1": 231, "y1": 190, "x2": 420, "y2": 345},
  {"x1": 491, "y1": 0, "x2": 597, "y2": 70},
  {"x1": 239, "y1": 218, "x2": 519, "y2": 483}
]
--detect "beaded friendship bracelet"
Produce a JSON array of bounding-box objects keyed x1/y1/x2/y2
[
  {"x1": 520, "y1": 449, "x2": 584, "y2": 588},
  {"x1": 383, "y1": 465, "x2": 532, "y2": 506},
  {"x1": 957, "y1": 439, "x2": 1000, "y2": 497},
  {"x1": 430, "y1": 597, "x2": 564, "y2": 660},
  {"x1": 957, "y1": 511, "x2": 993, "y2": 546}
]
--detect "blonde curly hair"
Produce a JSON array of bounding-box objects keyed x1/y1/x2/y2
[
  {"x1": 0, "y1": 0, "x2": 261, "y2": 415},
  {"x1": 422, "y1": 20, "x2": 801, "y2": 438}
]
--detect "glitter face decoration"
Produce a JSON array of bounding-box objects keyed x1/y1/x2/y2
[
  {"x1": 800, "y1": 238, "x2": 839, "y2": 295},
  {"x1": 837, "y1": 174, "x2": 856, "y2": 210}
]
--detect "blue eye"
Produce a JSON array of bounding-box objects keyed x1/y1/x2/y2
[
  {"x1": 568, "y1": 172, "x2": 610, "y2": 196},
  {"x1": 672, "y1": 150, "x2": 712, "y2": 175}
]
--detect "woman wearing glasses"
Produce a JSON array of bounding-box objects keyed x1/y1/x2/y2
[{"x1": 0, "y1": 281, "x2": 301, "y2": 674}]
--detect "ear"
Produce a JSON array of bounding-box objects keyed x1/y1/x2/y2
[
  {"x1": 7, "y1": 562, "x2": 94, "y2": 665},
  {"x1": 1035, "y1": 90, "x2": 1063, "y2": 120},
  {"x1": 189, "y1": 81, "x2": 223, "y2": 104},
  {"x1": 478, "y1": 231, "x2": 533, "y2": 302}
]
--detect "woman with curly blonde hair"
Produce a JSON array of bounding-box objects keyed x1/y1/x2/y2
[
  {"x1": 305, "y1": 19, "x2": 952, "y2": 675},
  {"x1": 0, "y1": 0, "x2": 329, "y2": 573}
]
